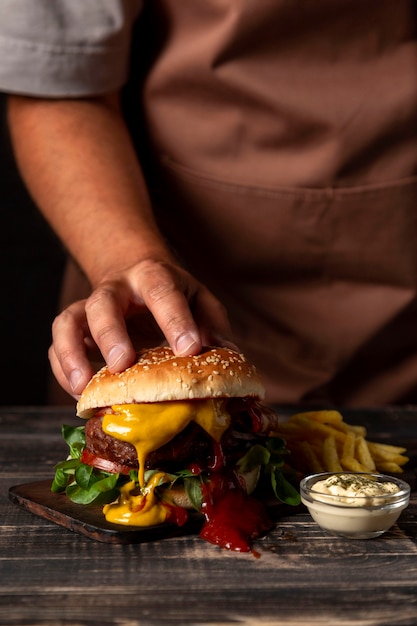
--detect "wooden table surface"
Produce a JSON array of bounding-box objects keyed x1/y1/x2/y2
[{"x1": 1, "y1": 405, "x2": 417, "y2": 626}]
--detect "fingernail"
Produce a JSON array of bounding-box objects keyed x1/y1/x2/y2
[
  {"x1": 108, "y1": 345, "x2": 126, "y2": 369},
  {"x1": 175, "y1": 333, "x2": 199, "y2": 356},
  {"x1": 69, "y1": 369, "x2": 83, "y2": 393}
]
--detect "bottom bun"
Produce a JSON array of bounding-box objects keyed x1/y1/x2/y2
[{"x1": 167, "y1": 486, "x2": 194, "y2": 509}]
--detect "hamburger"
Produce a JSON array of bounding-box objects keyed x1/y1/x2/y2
[{"x1": 52, "y1": 346, "x2": 300, "y2": 552}]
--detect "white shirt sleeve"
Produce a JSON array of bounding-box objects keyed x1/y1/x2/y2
[{"x1": 0, "y1": 0, "x2": 142, "y2": 96}]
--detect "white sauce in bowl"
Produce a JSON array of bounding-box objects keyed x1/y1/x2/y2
[
  {"x1": 300, "y1": 472, "x2": 410, "y2": 539},
  {"x1": 311, "y1": 473, "x2": 400, "y2": 505}
]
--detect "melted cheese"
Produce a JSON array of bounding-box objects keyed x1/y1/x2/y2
[
  {"x1": 101, "y1": 399, "x2": 231, "y2": 527},
  {"x1": 194, "y1": 400, "x2": 231, "y2": 443},
  {"x1": 102, "y1": 399, "x2": 230, "y2": 487},
  {"x1": 103, "y1": 473, "x2": 170, "y2": 527}
]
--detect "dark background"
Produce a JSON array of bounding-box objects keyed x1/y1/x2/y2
[{"x1": 0, "y1": 93, "x2": 66, "y2": 404}]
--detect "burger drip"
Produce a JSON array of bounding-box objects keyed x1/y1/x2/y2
[
  {"x1": 192, "y1": 413, "x2": 273, "y2": 552},
  {"x1": 199, "y1": 472, "x2": 272, "y2": 552}
]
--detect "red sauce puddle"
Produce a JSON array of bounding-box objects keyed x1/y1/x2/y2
[{"x1": 199, "y1": 477, "x2": 272, "y2": 554}]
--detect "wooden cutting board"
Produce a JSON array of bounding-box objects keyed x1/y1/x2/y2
[{"x1": 9, "y1": 480, "x2": 204, "y2": 544}]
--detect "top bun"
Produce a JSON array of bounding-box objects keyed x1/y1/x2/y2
[{"x1": 77, "y1": 346, "x2": 265, "y2": 418}]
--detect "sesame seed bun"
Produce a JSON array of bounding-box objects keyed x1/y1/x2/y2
[{"x1": 76, "y1": 346, "x2": 265, "y2": 418}]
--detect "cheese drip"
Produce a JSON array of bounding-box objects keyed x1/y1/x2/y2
[
  {"x1": 103, "y1": 473, "x2": 170, "y2": 526},
  {"x1": 101, "y1": 399, "x2": 231, "y2": 527},
  {"x1": 103, "y1": 399, "x2": 230, "y2": 487}
]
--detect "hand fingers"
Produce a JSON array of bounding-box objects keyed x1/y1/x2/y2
[
  {"x1": 191, "y1": 287, "x2": 238, "y2": 351},
  {"x1": 50, "y1": 260, "x2": 237, "y2": 397},
  {"x1": 84, "y1": 283, "x2": 137, "y2": 373},
  {"x1": 85, "y1": 263, "x2": 235, "y2": 368},
  {"x1": 134, "y1": 260, "x2": 203, "y2": 357},
  {"x1": 49, "y1": 300, "x2": 97, "y2": 397},
  {"x1": 50, "y1": 262, "x2": 201, "y2": 395}
]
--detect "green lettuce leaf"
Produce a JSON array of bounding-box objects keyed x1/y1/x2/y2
[
  {"x1": 264, "y1": 437, "x2": 301, "y2": 506},
  {"x1": 237, "y1": 437, "x2": 301, "y2": 507},
  {"x1": 62, "y1": 424, "x2": 86, "y2": 459},
  {"x1": 51, "y1": 424, "x2": 126, "y2": 505},
  {"x1": 270, "y1": 467, "x2": 301, "y2": 507},
  {"x1": 236, "y1": 444, "x2": 271, "y2": 474},
  {"x1": 66, "y1": 471, "x2": 121, "y2": 505},
  {"x1": 183, "y1": 476, "x2": 204, "y2": 511}
]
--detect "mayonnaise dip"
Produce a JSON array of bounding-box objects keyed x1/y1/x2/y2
[
  {"x1": 300, "y1": 472, "x2": 410, "y2": 539},
  {"x1": 311, "y1": 473, "x2": 400, "y2": 506}
]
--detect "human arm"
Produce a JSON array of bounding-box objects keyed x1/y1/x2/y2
[{"x1": 8, "y1": 93, "x2": 233, "y2": 397}]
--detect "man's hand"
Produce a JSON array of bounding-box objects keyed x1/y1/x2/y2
[{"x1": 49, "y1": 258, "x2": 235, "y2": 398}]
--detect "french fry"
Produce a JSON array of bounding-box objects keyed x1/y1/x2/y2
[
  {"x1": 274, "y1": 410, "x2": 408, "y2": 476},
  {"x1": 297, "y1": 442, "x2": 324, "y2": 474},
  {"x1": 291, "y1": 414, "x2": 347, "y2": 444},
  {"x1": 347, "y1": 424, "x2": 367, "y2": 437},
  {"x1": 367, "y1": 441, "x2": 408, "y2": 458},
  {"x1": 292, "y1": 411, "x2": 354, "y2": 435},
  {"x1": 341, "y1": 432, "x2": 356, "y2": 461},
  {"x1": 293, "y1": 410, "x2": 344, "y2": 425},
  {"x1": 375, "y1": 461, "x2": 404, "y2": 474},
  {"x1": 322, "y1": 436, "x2": 343, "y2": 472},
  {"x1": 384, "y1": 454, "x2": 408, "y2": 466},
  {"x1": 325, "y1": 421, "x2": 351, "y2": 434},
  {"x1": 340, "y1": 457, "x2": 370, "y2": 473},
  {"x1": 355, "y1": 436, "x2": 376, "y2": 472}
]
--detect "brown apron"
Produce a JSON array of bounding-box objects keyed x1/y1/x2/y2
[{"x1": 65, "y1": 0, "x2": 417, "y2": 405}]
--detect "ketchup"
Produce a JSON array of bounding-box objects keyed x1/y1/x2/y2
[
  {"x1": 165, "y1": 503, "x2": 189, "y2": 527},
  {"x1": 200, "y1": 475, "x2": 272, "y2": 552}
]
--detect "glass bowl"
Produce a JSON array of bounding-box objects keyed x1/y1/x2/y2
[{"x1": 300, "y1": 472, "x2": 410, "y2": 539}]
